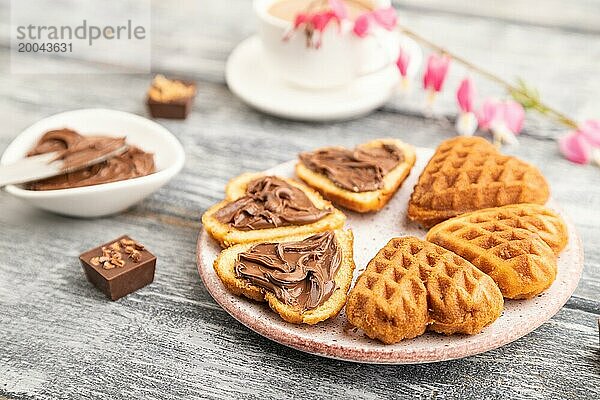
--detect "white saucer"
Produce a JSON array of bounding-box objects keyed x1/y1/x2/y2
[{"x1": 226, "y1": 35, "x2": 422, "y2": 121}]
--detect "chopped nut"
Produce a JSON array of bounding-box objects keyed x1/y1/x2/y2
[
  {"x1": 148, "y1": 74, "x2": 196, "y2": 102},
  {"x1": 129, "y1": 250, "x2": 142, "y2": 262},
  {"x1": 93, "y1": 237, "x2": 147, "y2": 269},
  {"x1": 120, "y1": 238, "x2": 136, "y2": 247},
  {"x1": 111, "y1": 258, "x2": 126, "y2": 268},
  {"x1": 103, "y1": 261, "x2": 115, "y2": 270}
]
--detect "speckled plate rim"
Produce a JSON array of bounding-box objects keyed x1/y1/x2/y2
[{"x1": 196, "y1": 153, "x2": 584, "y2": 364}]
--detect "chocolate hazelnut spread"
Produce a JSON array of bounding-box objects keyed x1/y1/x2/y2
[
  {"x1": 299, "y1": 143, "x2": 404, "y2": 192},
  {"x1": 26, "y1": 129, "x2": 155, "y2": 190},
  {"x1": 235, "y1": 231, "x2": 341, "y2": 311},
  {"x1": 213, "y1": 176, "x2": 331, "y2": 231}
]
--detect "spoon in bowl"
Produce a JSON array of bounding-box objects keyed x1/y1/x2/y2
[{"x1": 0, "y1": 139, "x2": 129, "y2": 187}]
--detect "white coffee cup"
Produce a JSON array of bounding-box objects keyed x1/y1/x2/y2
[{"x1": 254, "y1": 0, "x2": 401, "y2": 89}]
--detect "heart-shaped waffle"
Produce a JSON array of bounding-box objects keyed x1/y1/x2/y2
[
  {"x1": 346, "y1": 237, "x2": 503, "y2": 344},
  {"x1": 408, "y1": 137, "x2": 550, "y2": 227},
  {"x1": 426, "y1": 204, "x2": 566, "y2": 299}
]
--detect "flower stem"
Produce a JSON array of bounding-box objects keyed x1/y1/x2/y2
[{"x1": 397, "y1": 24, "x2": 579, "y2": 129}]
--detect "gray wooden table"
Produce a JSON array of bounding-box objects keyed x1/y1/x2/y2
[{"x1": 1, "y1": 1, "x2": 599, "y2": 399}]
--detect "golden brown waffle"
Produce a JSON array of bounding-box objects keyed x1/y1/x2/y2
[
  {"x1": 426, "y1": 204, "x2": 564, "y2": 299},
  {"x1": 346, "y1": 237, "x2": 503, "y2": 344},
  {"x1": 427, "y1": 204, "x2": 568, "y2": 255},
  {"x1": 408, "y1": 137, "x2": 550, "y2": 227}
]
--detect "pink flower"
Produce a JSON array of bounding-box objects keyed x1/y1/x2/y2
[
  {"x1": 558, "y1": 120, "x2": 600, "y2": 165},
  {"x1": 293, "y1": 13, "x2": 310, "y2": 29},
  {"x1": 287, "y1": 10, "x2": 342, "y2": 48},
  {"x1": 455, "y1": 112, "x2": 478, "y2": 137},
  {"x1": 476, "y1": 99, "x2": 524, "y2": 135},
  {"x1": 352, "y1": 7, "x2": 398, "y2": 37},
  {"x1": 578, "y1": 119, "x2": 600, "y2": 147},
  {"x1": 476, "y1": 98, "x2": 501, "y2": 130},
  {"x1": 455, "y1": 78, "x2": 477, "y2": 136},
  {"x1": 502, "y1": 100, "x2": 525, "y2": 134},
  {"x1": 310, "y1": 11, "x2": 336, "y2": 32},
  {"x1": 559, "y1": 131, "x2": 591, "y2": 164},
  {"x1": 293, "y1": 11, "x2": 338, "y2": 32},
  {"x1": 353, "y1": 14, "x2": 370, "y2": 37},
  {"x1": 456, "y1": 78, "x2": 476, "y2": 113},
  {"x1": 396, "y1": 48, "x2": 410, "y2": 77},
  {"x1": 371, "y1": 7, "x2": 398, "y2": 30},
  {"x1": 476, "y1": 98, "x2": 525, "y2": 145},
  {"x1": 423, "y1": 54, "x2": 450, "y2": 92},
  {"x1": 328, "y1": 0, "x2": 348, "y2": 20}
]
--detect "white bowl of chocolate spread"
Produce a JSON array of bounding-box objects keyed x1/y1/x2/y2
[{"x1": 0, "y1": 109, "x2": 185, "y2": 217}]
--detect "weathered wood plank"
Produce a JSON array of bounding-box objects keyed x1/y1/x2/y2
[
  {"x1": 1, "y1": 188, "x2": 598, "y2": 399},
  {"x1": 395, "y1": 0, "x2": 600, "y2": 33}
]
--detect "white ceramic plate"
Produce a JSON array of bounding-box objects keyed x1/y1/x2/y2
[
  {"x1": 0, "y1": 109, "x2": 185, "y2": 217},
  {"x1": 225, "y1": 35, "x2": 422, "y2": 121},
  {"x1": 197, "y1": 148, "x2": 584, "y2": 364}
]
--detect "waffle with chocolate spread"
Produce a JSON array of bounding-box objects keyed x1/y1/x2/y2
[
  {"x1": 296, "y1": 139, "x2": 416, "y2": 213},
  {"x1": 213, "y1": 230, "x2": 355, "y2": 324},
  {"x1": 202, "y1": 173, "x2": 346, "y2": 247}
]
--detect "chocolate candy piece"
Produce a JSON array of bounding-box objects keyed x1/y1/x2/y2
[
  {"x1": 79, "y1": 235, "x2": 156, "y2": 300},
  {"x1": 147, "y1": 97, "x2": 193, "y2": 119},
  {"x1": 146, "y1": 75, "x2": 196, "y2": 119}
]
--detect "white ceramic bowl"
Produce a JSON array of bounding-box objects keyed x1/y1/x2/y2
[{"x1": 0, "y1": 109, "x2": 185, "y2": 217}]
